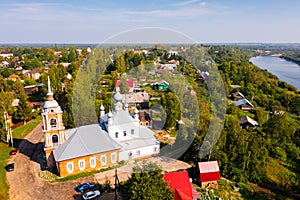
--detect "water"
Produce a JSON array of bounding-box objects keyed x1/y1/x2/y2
[{"x1": 250, "y1": 56, "x2": 300, "y2": 91}]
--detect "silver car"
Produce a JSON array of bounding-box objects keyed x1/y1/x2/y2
[{"x1": 82, "y1": 190, "x2": 100, "y2": 200}]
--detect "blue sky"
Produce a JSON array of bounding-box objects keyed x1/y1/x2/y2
[{"x1": 0, "y1": 0, "x2": 299, "y2": 43}]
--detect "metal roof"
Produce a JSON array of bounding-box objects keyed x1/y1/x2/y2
[
  {"x1": 198, "y1": 161, "x2": 220, "y2": 173},
  {"x1": 53, "y1": 124, "x2": 122, "y2": 162}
]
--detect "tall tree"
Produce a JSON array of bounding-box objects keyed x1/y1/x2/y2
[{"x1": 124, "y1": 162, "x2": 173, "y2": 200}]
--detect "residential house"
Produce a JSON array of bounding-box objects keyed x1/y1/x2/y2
[
  {"x1": 229, "y1": 91, "x2": 245, "y2": 101},
  {"x1": 0, "y1": 52, "x2": 13, "y2": 59},
  {"x1": 122, "y1": 91, "x2": 149, "y2": 108},
  {"x1": 24, "y1": 85, "x2": 37, "y2": 95},
  {"x1": 199, "y1": 161, "x2": 220, "y2": 189},
  {"x1": 138, "y1": 110, "x2": 152, "y2": 127},
  {"x1": 8, "y1": 74, "x2": 20, "y2": 81},
  {"x1": 0, "y1": 61, "x2": 9, "y2": 67},
  {"x1": 164, "y1": 171, "x2": 200, "y2": 200},
  {"x1": 153, "y1": 80, "x2": 169, "y2": 91},
  {"x1": 30, "y1": 68, "x2": 42, "y2": 80},
  {"x1": 234, "y1": 98, "x2": 254, "y2": 111},
  {"x1": 115, "y1": 78, "x2": 140, "y2": 93},
  {"x1": 239, "y1": 116, "x2": 259, "y2": 129}
]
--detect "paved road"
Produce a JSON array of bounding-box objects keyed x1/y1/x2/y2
[{"x1": 6, "y1": 123, "x2": 99, "y2": 200}]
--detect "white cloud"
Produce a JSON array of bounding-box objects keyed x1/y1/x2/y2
[{"x1": 173, "y1": 0, "x2": 202, "y2": 7}]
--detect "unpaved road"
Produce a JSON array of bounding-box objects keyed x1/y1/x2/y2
[{"x1": 5, "y1": 123, "x2": 101, "y2": 200}]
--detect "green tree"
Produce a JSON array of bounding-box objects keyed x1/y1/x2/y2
[{"x1": 124, "y1": 162, "x2": 173, "y2": 200}]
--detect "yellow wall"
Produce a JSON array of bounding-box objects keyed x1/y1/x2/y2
[{"x1": 57, "y1": 149, "x2": 119, "y2": 177}]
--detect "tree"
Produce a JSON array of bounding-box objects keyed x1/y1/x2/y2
[{"x1": 124, "y1": 162, "x2": 173, "y2": 200}]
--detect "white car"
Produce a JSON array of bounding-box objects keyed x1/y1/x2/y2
[{"x1": 82, "y1": 190, "x2": 100, "y2": 200}]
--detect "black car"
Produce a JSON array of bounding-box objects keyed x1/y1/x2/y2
[{"x1": 5, "y1": 163, "x2": 14, "y2": 172}]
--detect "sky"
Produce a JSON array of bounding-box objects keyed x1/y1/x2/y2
[{"x1": 0, "y1": 0, "x2": 300, "y2": 43}]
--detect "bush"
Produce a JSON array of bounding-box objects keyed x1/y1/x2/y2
[{"x1": 273, "y1": 147, "x2": 287, "y2": 161}]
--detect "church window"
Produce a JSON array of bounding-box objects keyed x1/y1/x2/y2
[
  {"x1": 131, "y1": 129, "x2": 134, "y2": 135},
  {"x1": 90, "y1": 157, "x2": 96, "y2": 168},
  {"x1": 146, "y1": 121, "x2": 149, "y2": 126},
  {"x1": 66, "y1": 162, "x2": 74, "y2": 173},
  {"x1": 100, "y1": 155, "x2": 106, "y2": 165},
  {"x1": 123, "y1": 131, "x2": 126, "y2": 136},
  {"x1": 50, "y1": 118, "x2": 57, "y2": 128},
  {"x1": 154, "y1": 147, "x2": 158, "y2": 153},
  {"x1": 115, "y1": 132, "x2": 118, "y2": 138},
  {"x1": 78, "y1": 159, "x2": 85, "y2": 171},
  {"x1": 52, "y1": 134, "x2": 58, "y2": 144},
  {"x1": 111, "y1": 152, "x2": 116, "y2": 163}
]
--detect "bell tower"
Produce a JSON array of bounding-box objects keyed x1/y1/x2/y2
[{"x1": 42, "y1": 77, "x2": 66, "y2": 167}]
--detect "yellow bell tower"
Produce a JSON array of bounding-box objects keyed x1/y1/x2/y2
[{"x1": 42, "y1": 77, "x2": 66, "y2": 167}]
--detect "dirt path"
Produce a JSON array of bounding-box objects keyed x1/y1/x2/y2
[{"x1": 6, "y1": 123, "x2": 98, "y2": 200}]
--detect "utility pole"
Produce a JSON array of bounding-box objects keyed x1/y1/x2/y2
[
  {"x1": 4, "y1": 111, "x2": 13, "y2": 147},
  {"x1": 115, "y1": 168, "x2": 120, "y2": 200}
]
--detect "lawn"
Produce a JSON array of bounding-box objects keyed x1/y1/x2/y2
[
  {"x1": 12, "y1": 116, "x2": 42, "y2": 139},
  {"x1": 0, "y1": 116, "x2": 42, "y2": 200}
]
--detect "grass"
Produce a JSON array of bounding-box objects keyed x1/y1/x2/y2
[
  {"x1": 0, "y1": 115, "x2": 42, "y2": 200},
  {"x1": 12, "y1": 116, "x2": 42, "y2": 139},
  {"x1": 0, "y1": 142, "x2": 11, "y2": 200}
]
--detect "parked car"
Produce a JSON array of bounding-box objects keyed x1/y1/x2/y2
[
  {"x1": 82, "y1": 190, "x2": 100, "y2": 200},
  {"x1": 75, "y1": 182, "x2": 95, "y2": 192},
  {"x1": 5, "y1": 163, "x2": 14, "y2": 172},
  {"x1": 9, "y1": 148, "x2": 18, "y2": 155}
]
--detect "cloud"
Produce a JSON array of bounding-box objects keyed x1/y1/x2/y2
[
  {"x1": 125, "y1": 2, "x2": 216, "y2": 18},
  {"x1": 173, "y1": 0, "x2": 202, "y2": 7}
]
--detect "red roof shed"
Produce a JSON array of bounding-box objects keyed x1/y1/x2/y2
[
  {"x1": 164, "y1": 171, "x2": 193, "y2": 200},
  {"x1": 198, "y1": 161, "x2": 220, "y2": 183}
]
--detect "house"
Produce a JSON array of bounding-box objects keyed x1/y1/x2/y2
[
  {"x1": 153, "y1": 80, "x2": 169, "y2": 91},
  {"x1": 30, "y1": 68, "x2": 42, "y2": 80},
  {"x1": 12, "y1": 99, "x2": 19, "y2": 107},
  {"x1": 8, "y1": 74, "x2": 20, "y2": 81},
  {"x1": 0, "y1": 61, "x2": 9, "y2": 67},
  {"x1": 164, "y1": 171, "x2": 200, "y2": 200},
  {"x1": 43, "y1": 78, "x2": 159, "y2": 177},
  {"x1": 229, "y1": 91, "x2": 245, "y2": 101},
  {"x1": 0, "y1": 52, "x2": 13, "y2": 59},
  {"x1": 115, "y1": 78, "x2": 140, "y2": 93},
  {"x1": 24, "y1": 85, "x2": 37, "y2": 95},
  {"x1": 234, "y1": 98, "x2": 254, "y2": 111},
  {"x1": 138, "y1": 110, "x2": 152, "y2": 127},
  {"x1": 122, "y1": 91, "x2": 149, "y2": 108},
  {"x1": 239, "y1": 116, "x2": 258, "y2": 129},
  {"x1": 198, "y1": 161, "x2": 220, "y2": 189}
]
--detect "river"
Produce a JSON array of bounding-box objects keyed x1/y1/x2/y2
[{"x1": 250, "y1": 56, "x2": 300, "y2": 91}]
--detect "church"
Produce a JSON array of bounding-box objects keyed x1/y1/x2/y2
[{"x1": 42, "y1": 77, "x2": 160, "y2": 177}]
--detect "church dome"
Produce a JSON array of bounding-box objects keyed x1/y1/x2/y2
[
  {"x1": 44, "y1": 99, "x2": 59, "y2": 109},
  {"x1": 108, "y1": 111, "x2": 113, "y2": 118},
  {"x1": 134, "y1": 108, "x2": 139, "y2": 114},
  {"x1": 113, "y1": 92, "x2": 123, "y2": 101}
]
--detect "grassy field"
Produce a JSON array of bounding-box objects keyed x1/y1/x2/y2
[{"x1": 0, "y1": 116, "x2": 42, "y2": 200}]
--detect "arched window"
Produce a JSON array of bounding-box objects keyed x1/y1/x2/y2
[
  {"x1": 52, "y1": 134, "x2": 58, "y2": 144},
  {"x1": 50, "y1": 118, "x2": 57, "y2": 128}
]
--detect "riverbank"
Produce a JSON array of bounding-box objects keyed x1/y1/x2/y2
[{"x1": 250, "y1": 56, "x2": 300, "y2": 91}]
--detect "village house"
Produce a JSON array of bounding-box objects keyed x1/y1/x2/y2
[
  {"x1": 0, "y1": 52, "x2": 13, "y2": 59},
  {"x1": 239, "y1": 116, "x2": 259, "y2": 129},
  {"x1": 24, "y1": 85, "x2": 37, "y2": 95},
  {"x1": 8, "y1": 74, "x2": 20, "y2": 82},
  {"x1": 229, "y1": 91, "x2": 245, "y2": 101},
  {"x1": 234, "y1": 98, "x2": 254, "y2": 111},
  {"x1": 43, "y1": 78, "x2": 159, "y2": 177},
  {"x1": 122, "y1": 91, "x2": 150, "y2": 108},
  {"x1": 138, "y1": 110, "x2": 152, "y2": 128},
  {"x1": 153, "y1": 80, "x2": 169, "y2": 91},
  {"x1": 164, "y1": 171, "x2": 200, "y2": 200},
  {"x1": 30, "y1": 68, "x2": 42, "y2": 80},
  {"x1": 198, "y1": 161, "x2": 221, "y2": 189},
  {"x1": 115, "y1": 78, "x2": 140, "y2": 93}
]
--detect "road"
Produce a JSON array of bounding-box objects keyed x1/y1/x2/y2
[{"x1": 6, "y1": 123, "x2": 100, "y2": 200}]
